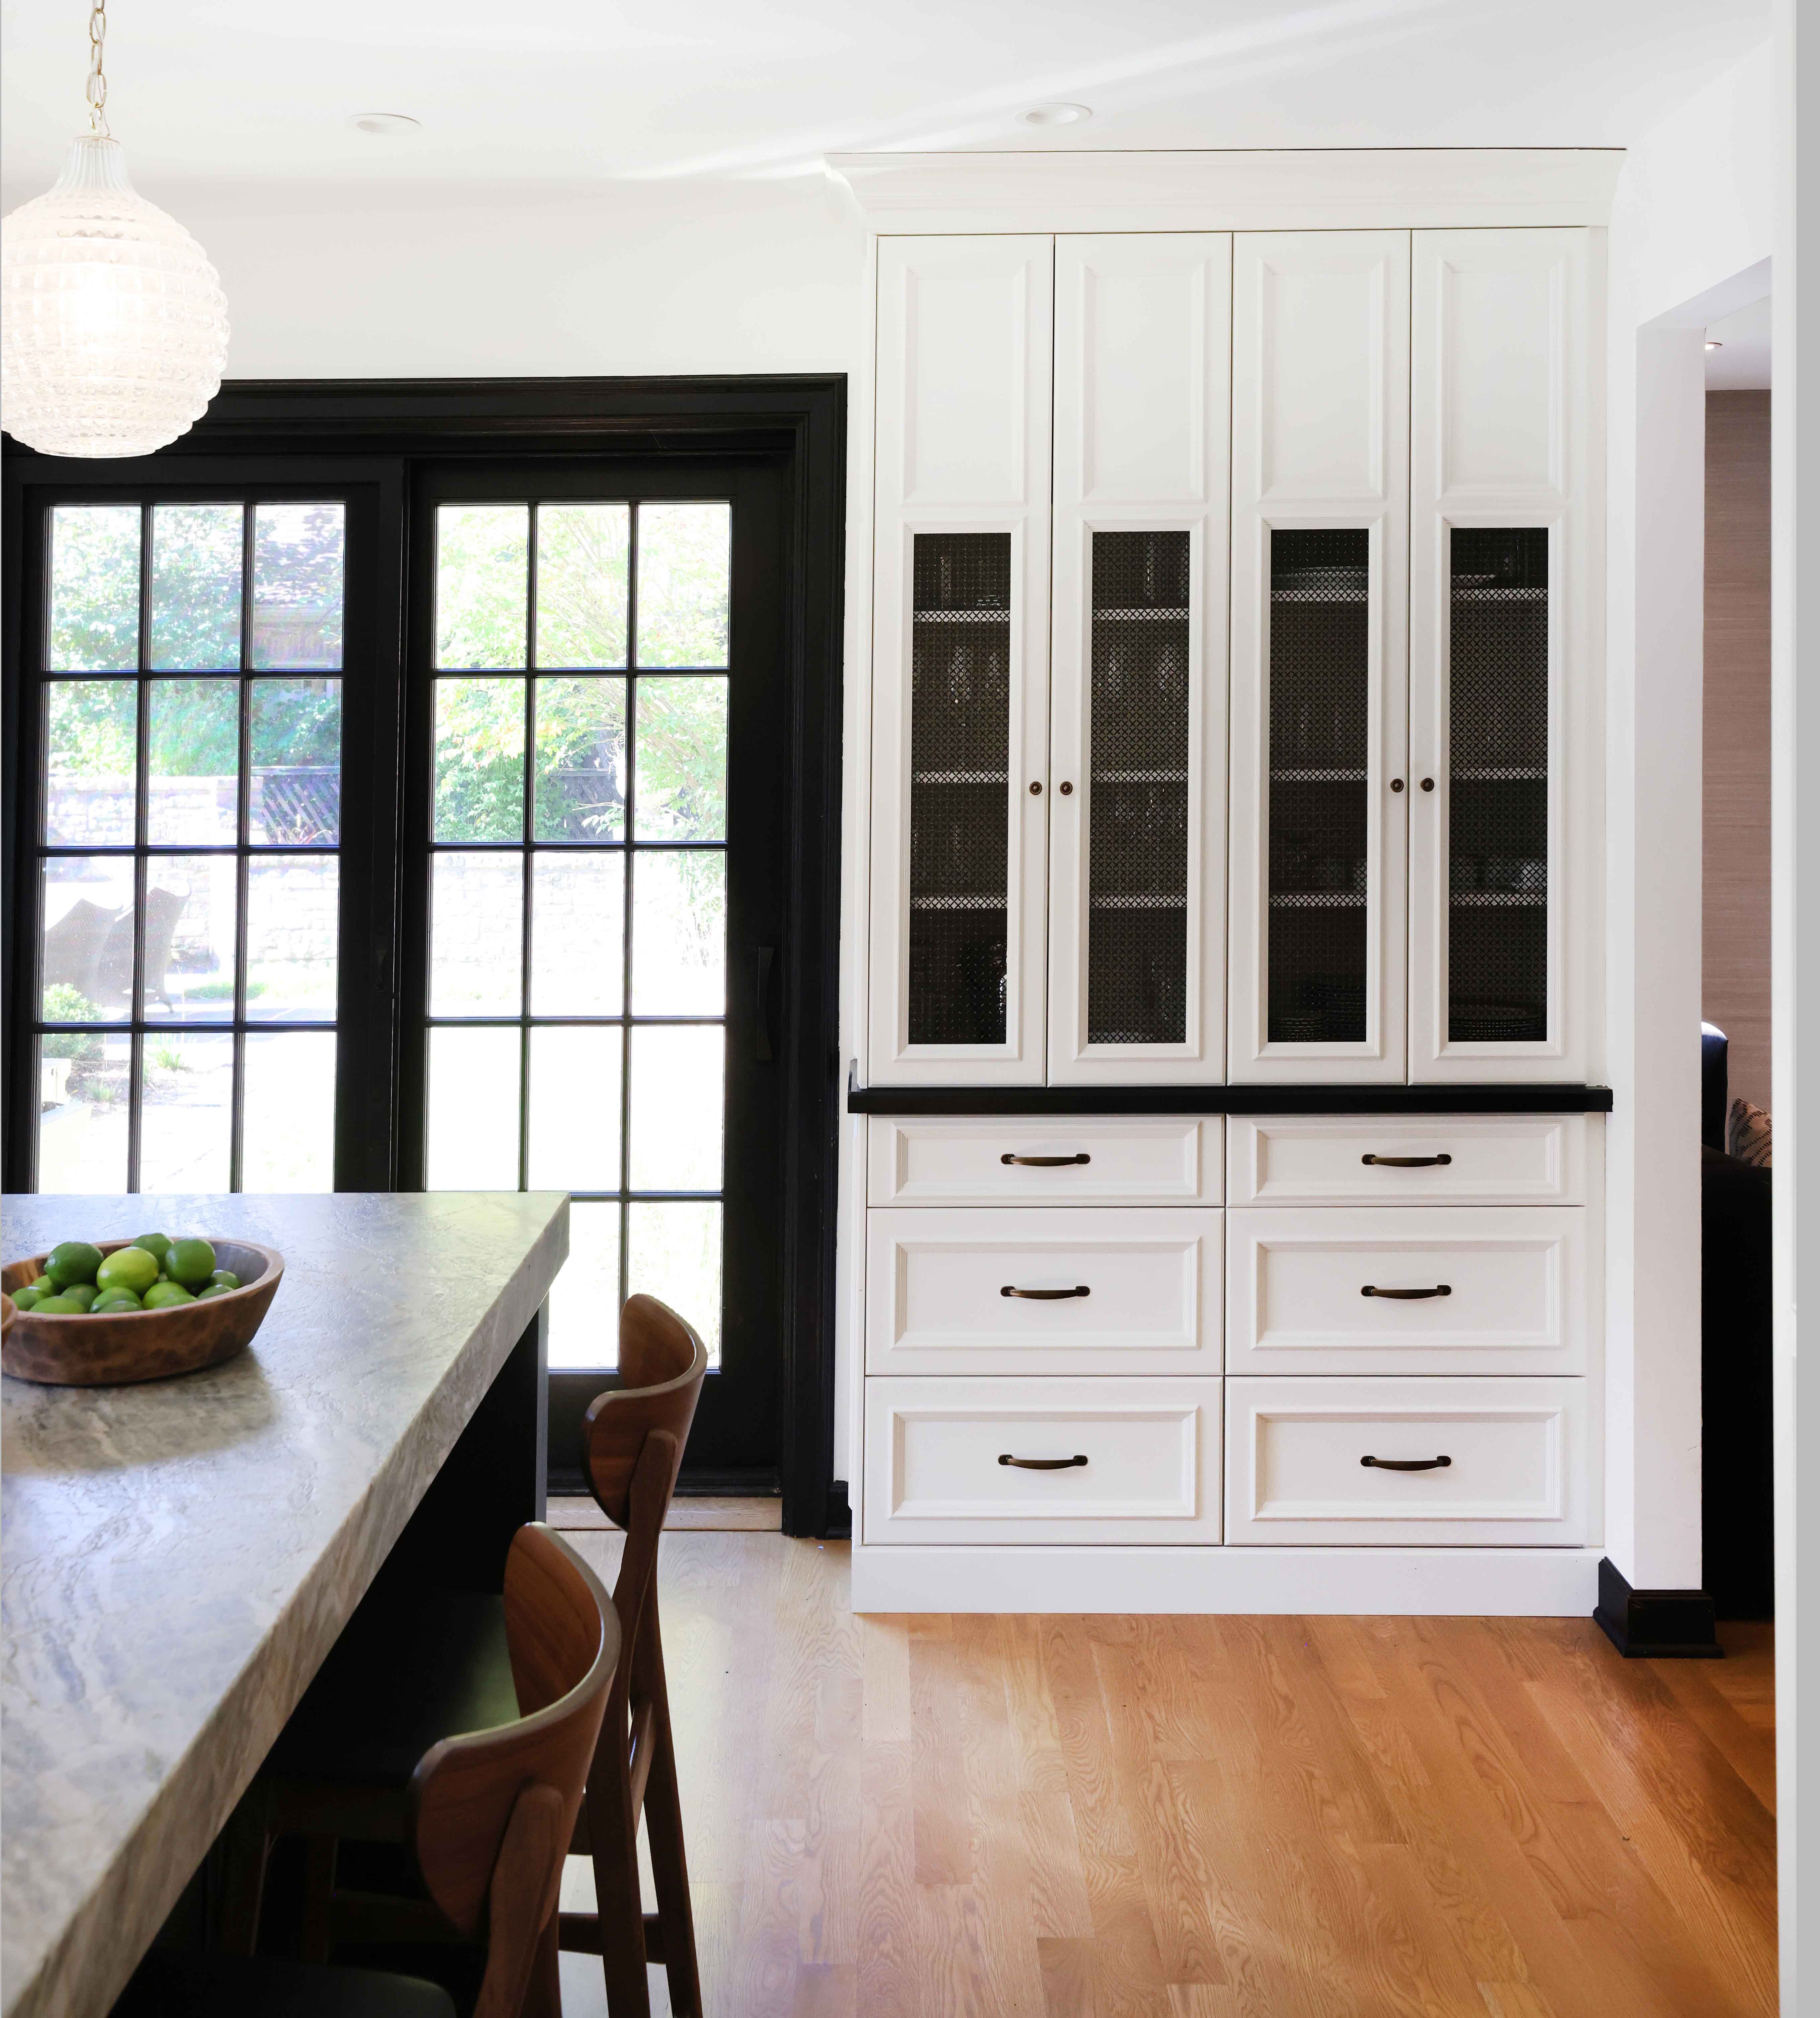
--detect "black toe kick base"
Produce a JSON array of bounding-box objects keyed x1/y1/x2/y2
[
  {"x1": 847, "y1": 1082, "x2": 1616, "y2": 1117},
  {"x1": 1594, "y1": 1558, "x2": 1722, "y2": 1658}
]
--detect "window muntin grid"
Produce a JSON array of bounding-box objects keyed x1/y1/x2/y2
[
  {"x1": 423, "y1": 499, "x2": 731, "y2": 1372},
  {"x1": 33, "y1": 501, "x2": 345, "y2": 1193}
]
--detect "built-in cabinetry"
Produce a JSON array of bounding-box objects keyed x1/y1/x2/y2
[{"x1": 856, "y1": 216, "x2": 1606, "y2": 1616}]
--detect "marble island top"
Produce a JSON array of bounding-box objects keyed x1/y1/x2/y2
[{"x1": 1, "y1": 1191, "x2": 569, "y2": 2018}]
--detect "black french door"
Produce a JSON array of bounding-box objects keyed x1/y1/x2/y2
[{"x1": 400, "y1": 456, "x2": 790, "y2": 1480}]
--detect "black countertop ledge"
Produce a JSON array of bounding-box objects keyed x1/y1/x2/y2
[{"x1": 846, "y1": 1080, "x2": 1615, "y2": 1116}]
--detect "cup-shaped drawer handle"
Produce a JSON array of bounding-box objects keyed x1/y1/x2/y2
[
  {"x1": 1361, "y1": 1454, "x2": 1453, "y2": 1472},
  {"x1": 999, "y1": 1453, "x2": 1089, "y2": 1470},
  {"x1": 1360, "y1": 1153, "x2": 1453, "y2": 1167},
  {"x1": 1001, "y1": 1284, "x2": 1092, "y2": 1300},
  {"x1": 1361, "y1": 1284, "x2": 1452, "y2": 1300},
  {"x1": 1001, "y1": 1153, "x2": 1092, "y2": 1167}
]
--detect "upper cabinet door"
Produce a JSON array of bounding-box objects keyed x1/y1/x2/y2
[
  {"x1": 1408, "y1": 229, "x2": 1596, "y2": 1083},
  {"x1": 1228, "y1": 232, "x2": 1410, "y2": 1083},
  {"x1": 1048, "y1": 234, "x2": 1231, "y2": 1085},
  {"x1": 868, "y1": 238, "x2": 1054, "y2": 1084}
]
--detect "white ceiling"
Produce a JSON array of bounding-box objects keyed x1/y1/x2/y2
[
  {"x1": 1705, "y1": 294, "x2": 1771, "y2": 389},
  {"x1": 0, "y1": 0, "x2": 1771, "y2": 203}
]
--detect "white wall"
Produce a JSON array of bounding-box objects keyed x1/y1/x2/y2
[{"x1": 1603, "y1": 38, "x2": 1773, "y2": 1592}]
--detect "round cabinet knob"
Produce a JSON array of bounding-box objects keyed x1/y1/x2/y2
[
  {"x1": 1059, "y1": 781, "x2": 1073, "y2": 796},
  {"x1": 1029, "y1": 781, "x2": 1043, "y2": 795},
  {"x1": 1420, "y1": 777, "x2": 1436, "y2": 792},
  {"x1": 1390, "y1": 778, "x2": 1405, "y2": 794}
]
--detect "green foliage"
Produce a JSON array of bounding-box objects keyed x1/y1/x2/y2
[
  {"x1": 47, "y1": 681, "x2": 135, "y2": 778},
  {"x1": 50, "y1": 507, "x2": 139, "y2": 671},
  {"x1": 39, "y1": 986, "x2": 104, "y2": 1061}
]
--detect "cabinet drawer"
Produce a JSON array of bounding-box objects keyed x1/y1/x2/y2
[
  {"x1": 864, "y1": 1377, "x2": 1222, "y2": 1545},
  {"x1": 868, "y1": 1115, "x2": 1218, "y2": 1207},
  {"x1": 866, "y1": 1208, "x2": 1221, "y2": 1375},
  {"x1": 1225, "y1": 1207, "x2": 1587, "y2": 1375},
  {"x1": 1225, "y1": 1376, "x2": 1586, "y2": 1546},
  {"x1": 1226, "y1": 1115, "x2": 1587, "y2": 1206}
]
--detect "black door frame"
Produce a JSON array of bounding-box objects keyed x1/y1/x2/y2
[{"x1": 2, "y1": 376, "x2": 848, "y2": 1537}]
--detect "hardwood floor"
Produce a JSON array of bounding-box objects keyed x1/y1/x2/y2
[{"x1": 554, "y1": 1533, "x2": 1776, "y2": 2018}]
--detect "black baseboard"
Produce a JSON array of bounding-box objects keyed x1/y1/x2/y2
[
  {"x1": 1593, "y1": 1557, "x2": 1722, "y2": 1658},
  {"x1": 824, "y1": 1479, "x2": 853, "y2": 1540}
]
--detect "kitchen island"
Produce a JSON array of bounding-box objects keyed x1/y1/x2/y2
[{"x1": 0, "y1": 1191, "x2": 568, "y2": 2018}]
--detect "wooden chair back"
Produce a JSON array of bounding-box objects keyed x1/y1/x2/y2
[
  {"x1": 410, "y1": 1524, "x2": 618, "y2": 2018},
  {"x1": 582, "y1": 1295, "x2": 708, "y2": 1530}
]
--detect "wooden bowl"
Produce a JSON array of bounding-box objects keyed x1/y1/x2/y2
[{"x1": 0, "y1": 1239, "x2": 284, "y2": 1387}]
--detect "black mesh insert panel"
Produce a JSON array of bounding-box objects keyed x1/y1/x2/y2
[
  {"x1": 1087, "y1": 531, "x2": 1191, "y2": 1044},
  {"x1": 907, "y1": 534, "x2": 1012, "y2": 1045},
  {"x1": 1267, "y1": 527, "x2": 1369, "y2": 1043},
  {"x1": 1448, "y1": 527, "x2": 1548, "y2": 1044}
]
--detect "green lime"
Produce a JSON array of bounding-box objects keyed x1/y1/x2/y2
[
  {"x1": 11, "y1": 1285, "x2": 45, "y2": 1310},
  {"x1": 132, "y1": 1233, "x2": 172, "y2": 1263},
  {"x1": 91, "y1": 1289, "x2": 144, "y2": 1313},
  {"x1": 195, "y1": 1284, "x2": 233, "y2": 1300},
  {"x1": 142, "y1": 1281, "x2": 195, "y2": 1309},
  {"x1": 45, "y1": 1241, "x2": 104, "y2": 1289},
  {"x1": 166, "y1": 1239, "x2": 216, "y2": 1288},
  {"x1": 61, "y1": 1283, "x2": 98, "y2": 1311},
  {"x1": 30, "y1": 1276, "x2": 54, "y2": 1292},
  {"x1": 32, "y1": 1295, "x2": 85, "y2": 1314},
  {"x1": 209, "y1": 1269, "x2": 241, "y2": 1291},
  {"x1": 98, "y1": 1247, "x2": 161, "y2": 1296}
]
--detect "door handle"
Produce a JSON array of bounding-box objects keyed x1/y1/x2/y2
[
  {"x1": 1000, "y1": 1153, "x2": 1091, "y2": 1167},
  {"x1": 755, "y1": 946, "x2": 775, "y2": 1061},
  {"x1": 1361, "y1": 1153, "x2": 1452, "y2": 1168},
  {"x1": 999, "y1": 1453, "x2": 1089, "y2": 1470},
  {"x1": 1360, "y1": 1454, "x2": 1452, "y2": 1472},
  {"x1": 1360, "y1": 1284, "x2": 1452, "y2": 1299},
  {"x1": 1001, "y1": 1284, "x2": 1091, "y2": 1300}
]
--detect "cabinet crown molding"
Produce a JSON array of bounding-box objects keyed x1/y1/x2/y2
[{"x1": 827, "y1": 148, "x2": 1623, "y2": 234}]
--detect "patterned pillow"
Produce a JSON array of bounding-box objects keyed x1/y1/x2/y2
[{"x1": 1728, "y1": 1097, "x2": 1772, "y2": 1168}]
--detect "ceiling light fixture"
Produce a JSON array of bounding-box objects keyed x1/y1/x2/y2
[
  {"x1": 1022, "y1": 103, "x2": 1093, "y2": 127},
  {"x1": 0, "y1": 0, "x2": 229, "y2": 458},
  {"x1": 1706, "y1": 340, "x2": 1724, "y2": 351},
  {"x1": 349, "y1": 112, "x2": 421, "y2": 136}
]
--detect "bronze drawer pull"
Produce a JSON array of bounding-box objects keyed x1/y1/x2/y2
[
  {"x1": 1001, "y1": 1152, "x2": 1091, "y2": 1167},
  {"x1": 1001, "y1": 1284, "x2": 1091, "y2": 1300},
  {"x1": 999, "y1": 1453, "x2": 1089, "y2": 1470},
  {"x1": 1360, "y1": 1153, "x2": 1452, "y2": 1167},
  {"x1": 1361, "y1": 1284, "x2": 1452, "y2": 1299},
  {"x1": 1361, "y1": 1454, "x2": 1453, "y2": 1472}
]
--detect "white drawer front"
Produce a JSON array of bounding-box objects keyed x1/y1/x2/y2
[
  {"x1": 868, "y1": 1115, "x2": 1219, "y2": 1207},
  {"x1": 864, "y1": 1377, "x2": 1222, "y2": 1544},
  {"x1": 1225, "y1": 1376, "x2": 1586, "y2": 1546},
  {"x1": 1225, "y1": 1206, "x2": 1587, "y2": 1375},
  {"x1": 1226, "y1": 1114, "x2": 1587, "y2": 1206},
  {"x1": 865, "y1": 1208, "x2": 1221, "y2": 1375}
]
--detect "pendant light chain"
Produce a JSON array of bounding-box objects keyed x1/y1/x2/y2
[{"x1": 87, "y1": 1, "x2": 110, "y2": 137}]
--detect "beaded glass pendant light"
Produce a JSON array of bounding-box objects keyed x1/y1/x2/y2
[{"x1": 1, "y1": 2, "x2": 230, "y2": 458}]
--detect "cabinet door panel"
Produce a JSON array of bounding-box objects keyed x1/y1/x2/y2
[
  {"x1": 1049, "y1": 234, "x2": 1230, "y2": 1084},
  {"x1": 1409, "y1": 228, "x2": 1596, "y2": 1082},
  {"x1": 1229, "y1": 233, "x2": 1409, "y2": 1083},
  {"x1": 869, "y1": 237, "x2": 1053, "y2": 1083}
]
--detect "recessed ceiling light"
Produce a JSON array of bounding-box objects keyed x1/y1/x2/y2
[
  {"x1": 1022, "y1": 103, "x2": 1092, "y2": 127},
  {"x1": 1706, "y1": 340, "x2": 1724, "y2": 350},
  {"x1": 349, "y1": 112, "x2": 421, "y2": 137}
]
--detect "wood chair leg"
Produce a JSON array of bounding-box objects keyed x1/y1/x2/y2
[
  {"x1": 218, "y1": 1796, "x2": 271, "y2": 1957},
  {"x1": 299, "y1": 1834, "x2": 338, "y2": 1964},
  {"x1": 637, "y1": 1633, "x2": 701, "y2": 2018},
  {"x1": 586, "y1": 1766, "x2": 652, "y2": 2018}
]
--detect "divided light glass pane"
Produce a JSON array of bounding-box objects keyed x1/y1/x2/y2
[
  {"x1": 143, "y1": 855, "x2": 239, "y2": 1021},
  {"x1": 634, "y1": 675, "x2": 727, "y2": 842},
  {"x1": 36, "y1": 1031, "x2": 131, "y2": 1191},
  {"x1": 548, "y1": 1201, "x2": 622, "y2": 1371},
  {"x1": 40, "y1": 857, "x2": 135, "y2": 1022},
  {"x1": 150, "y1": 504, "x2": 242, "y2": 669},
  {"x1": 628, "y1": 1024, "x2": 724, "y2": 1192},
  {"x1": 249, "y1": 678, "x2": 342, "y2": 844},
  {"x1": 247, "y1": 856, "x2": 339, "y2": 1021},
  {"x1": 148, "y1": 678, "x2": 239, "y2": 844},
  {"x1": 630, "y1": 852, "x2": 725, "y2": 1015},
  {"x1": 527, "y1": 1026, "x2": 623, "y2": 1191},
  {"x1": 636, "y1": 503, "x2": 730, "y2": 668},
  {"x1": 627, "y1": 1201, "x2": 721, "y2": 1363},
  {"x1": 252, "y1": 504, "x2": 345, "y2": 669},
  {"x1": 435, "y1": 677, "x2": 525, "y2": 842},
  {"x1": 49, "y1": 505, "x2": 140, "y2": 671},
  {"x1": 435, "y1": 504, "x2": 528, "y2": 671},
  {"x1": 243, "y1": 1033, "x2": 337, "y2": 1190},
  {"x1": 45, "y1": 680, "x2": 136, "y2": 845},
  {"x1": 430, "y1": 852, "x2": 524, "y2": 1016},
  {"x1": 536, "y1": 504, "x2": 629, "y2": 668},
  {"x1": 426, "y1": 1026, "x2": 522, "y2": 1188},
  {"x1": 140, "y1": 1031, "x2": 234, "y2": 1192},
  {"x1": 533, "y1": 675, "x2": 625, "y2": 842},
  {"x1": 529, "y1": 852, "x2": 624, "y2": 1015}
]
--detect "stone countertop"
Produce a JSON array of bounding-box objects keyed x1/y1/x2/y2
[{"x1": 0, "y1": 1191, "x2": 569, "y2": 2018}]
